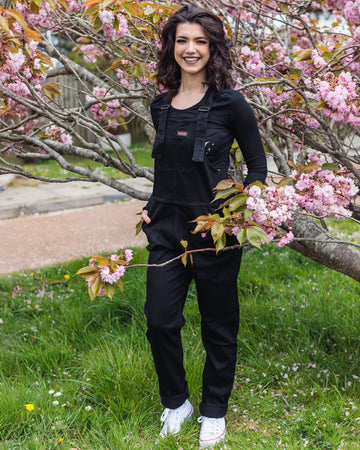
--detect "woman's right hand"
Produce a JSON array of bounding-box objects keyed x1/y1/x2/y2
[{"x1": 141, "y1": 209, "x2": 151, "y2": 224}]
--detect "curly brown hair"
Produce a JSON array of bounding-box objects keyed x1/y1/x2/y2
[{"x1": 156, "y1": 6, "x2": 233, "y2": 96}]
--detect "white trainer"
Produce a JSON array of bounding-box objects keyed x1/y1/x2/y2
[
  {"x1": 198, "y1": 416, "x2": 225, "y2": 448},
  {"x1": 159, "y1": 399, "x2": 193, "y2": 438}
]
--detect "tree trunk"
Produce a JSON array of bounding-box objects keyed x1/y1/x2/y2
[{"x1": 288, "y1": 213, "x2": 360, "y2": 282}]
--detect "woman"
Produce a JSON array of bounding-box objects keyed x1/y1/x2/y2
[{"x1": 141, "y1": 5, "x2": 267, "y2": 448}]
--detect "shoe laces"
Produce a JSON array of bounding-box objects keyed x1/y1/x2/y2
[
  {"x1": 160, "y1": 406, "x2": 183, "y2": 427},
  {"x1": 160, "y1": 408, "x2": 171, "y2": 423},
  {"x1": 198, "y1": 416, "x2": 224, "y2": 436}
]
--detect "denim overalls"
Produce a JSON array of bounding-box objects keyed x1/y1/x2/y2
[{"x1": 143, "y1": 88, "x2": 244, "y2": 418}]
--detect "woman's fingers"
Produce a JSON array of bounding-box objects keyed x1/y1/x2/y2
[{"x1": 141, "y1": 209, "x2": 151, "y2": 224}]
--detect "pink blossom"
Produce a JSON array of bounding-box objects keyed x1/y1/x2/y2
[
  {"x1": 69, "y1": 1, "x2": 82, "y2": 13},
  {"x1": 7, "y1": 50, "x2": 25, "y2": 74},
  {"x1": 89, "y1": 258, "x2": 96, "y2": 266},
  {"x1": 344, "y1": 1, "x2": 360, "y2": 23},
  {"x1": 125, "y1": 249, "x2": 133, "y2": 264},
  {"x1": 100, "y1": 264, "x2": 125, "y2": 284},
  {"x1": 308, "y1": 151, "x2": 325, "y2": 165},
  {"x1": 99, "y1": 9, "x2": 113, "y2": 26},
  {"x1": 45, "y1": 125, "x2": 73, "y2": 145},
  {"x1": 278, "y1": 231, "x2": 294, "y2": 247},
  {"x1": 247, "y1": 185, "x2": 262, "y2": 198},
  {"x1": 79, "y1": 44, "x2": 103, "y2": 63}
]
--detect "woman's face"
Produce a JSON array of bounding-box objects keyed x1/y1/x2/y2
[{"x1": 174, "y1": 22, "x2": 210, "y2": 79}]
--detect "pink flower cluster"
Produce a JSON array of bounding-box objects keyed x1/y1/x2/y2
[
  {"x1": 79, "y1": 44, "x2": 104, "y2": 64},
  {"x1": 97, "y1": 249, "x2": 133, "y2": 286},
  {"x1": 263, "y1": 42, "x2": 291, "y2": 72},
  {"x1": 225, "y1": 153, "x2": 358, "y2": 248},
  {"x1": 15, "y1": 2, "x2": 56, "y2": 29},
  {"x1": 344, "y1": 0, "x2": 360, "y2": 23},
  {"x1": 86, "y1": 87, "x2": 130, "y2": 126},
  {"x1": 242, "y1": 184, "x2": 298, "y2": 246},
  {"x1": 240, "y1": 46, "x2": 265, "y2": 76},
  {"x1": 100, "y1": 264, "x2": 125, "y2": 284},
  {"x1": 86, "y1": 249, "x2": 133, "y2": 297},
  {"x1": 98, "y1": 9, "x2": 128, "y2": 41},
  {"x1": 293, "y1": 167, "x2": 358, "y2": 218},
  {"x1": 314, "y1": 71, "x2": 360, "y2": 127},
  {"x1": 262, "y1": 86, "x2": 291, "y2": 108},
  {"x1": 45, "y1": 126, "x2": 73, "y2": 145}
]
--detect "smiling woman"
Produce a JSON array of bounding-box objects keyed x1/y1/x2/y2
[{"x1": 139, "y1": 5, "x2": 267, "y2": 448}]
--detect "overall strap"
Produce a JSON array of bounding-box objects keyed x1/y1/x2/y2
[
  {"x1": 192, "y1": 89, "x2": 214, "y2": 163},
  {"x1": 151, "y1": 103, "x2": 170, "y2": 160}
]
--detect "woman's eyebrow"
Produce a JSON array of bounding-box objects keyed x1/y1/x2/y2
[{"x1": 176, "y1": 34, "x2": 209, "y2": 40}]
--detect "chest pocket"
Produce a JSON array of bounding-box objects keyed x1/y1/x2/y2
[{"x1": 161, "y1": 122, "x2": 194, "y2": 172}]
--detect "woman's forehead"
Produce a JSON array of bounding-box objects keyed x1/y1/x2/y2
[{"x1": 175, "y1": 22, "x2": 207, "y2": 38}]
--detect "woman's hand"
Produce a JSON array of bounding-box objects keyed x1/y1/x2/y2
[{"x1": 141, "y1": 209, "x2": 151, "y2": 224}]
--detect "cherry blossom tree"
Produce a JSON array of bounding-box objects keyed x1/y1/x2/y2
[{"x1": 0, "y1": 0, "x2": 359, "y2": 280}]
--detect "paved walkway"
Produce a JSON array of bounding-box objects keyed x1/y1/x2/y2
[{"x1": 0, "y1": 174, "x2": 150, "y2": 274}]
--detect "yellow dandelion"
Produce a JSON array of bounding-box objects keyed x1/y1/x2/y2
[
  {"x1": 25, "y1": 403, "x2": 35, "y2": 411},
  {"x1": 58, "y1": 437, "x2": 64, "y2": 444},
  {"x1": 68, "y1": 258, "x2": 73, "y2": 261},
  {"x1": 64, "y1": 274, "x2": 71, "y2": 280}
]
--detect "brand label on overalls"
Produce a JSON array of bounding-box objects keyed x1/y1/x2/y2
[{"x1": 177, "y1": 131, "x2": 188, "y2": 137}]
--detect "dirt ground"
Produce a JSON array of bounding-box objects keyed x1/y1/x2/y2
[{"x1": 0, "y1": 199, "x2": 148, "y2": 275}]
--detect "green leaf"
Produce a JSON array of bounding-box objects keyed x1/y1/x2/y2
[
  {"x1": 29, "y1": 1, "x2": 40, "y2": 14},
  {"x1": 212, "y1": 187, "x2": 239, "y2": 202},
  {"x1": 279, "y1": 3, "x2": 289, "y2": 12},
  {"x1": 0, "y1": 17, "x2": 10, "y2": 33},
  {"x1": 116, "y1": 278, "x2": 124, "y2": 293},
  {"x1": 228, "y1": 194, "x2": 248, "y2": 211},
  {"x1": 192, "y1": 221, "x2": 209, "y2": 234},
  {"x1": 211, "y1": 222, "x2": 224, "y2": 243},
  {"x1": 321, "y1": 162, "x2": 340, "y2": 172},
  {"x1": 180, "y1": 239, "x2": 188, "y2": 248},
  {"x1": 181, "y1": 252, "x2": 187, "y2": 267},
  {"x1": 92, "y1": 255, "x2": 108, "y2": 265},
  {"x1": 76, "y1": 266, "x2": 98, "y2": 277},
  {"x1": 92, "y1": 15, "x2": 103, "y2": 33},
  {"x1": 236, "y1": 228, "x2": 247, "y2": 245},
  {"x1": 295, "y1": 48, "x2": 313, "y2": 62},
  {"x1": 289, "y1": 67, "x2": 302, "y2": 78},
  {"x1": 303, "y1": 163, "x2": 320, "y2": 174},
  {"x1": 246, "y1": 226, "x2": 269, "y2": 249},
  {"x1": 277, "y1": 176, "x2": 294, "y2": 188},
  {"x1": 105, "y1": 283, "x2": 115, "y2": 300},
  {"x1": 88, "y1": 275, "x2": 102, "y2": 301},
  {"x1": 215, "y1": 233, "x2": 226, "y2": 253},
  {"x1": 144, "y1": 5, "x2": 156, "y2": 15},
  {"x1": 215, "y1": 179, "x2": 235, "y2": 191},
  {"x1": 249, "y1": 180, "x2": 265, "y2": 189},
  {"x1": 135, "y1": 219, "x2": 143, "y2": 236},
  {"x1": 244, "y1": 209, "x2": 253, "y2": 222}
]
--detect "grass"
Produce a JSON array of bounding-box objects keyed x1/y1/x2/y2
[
  {"x1": 6, "y1": 143, "x2": 153, "y2": 187},
  {"x1": 0, "y1": 243, "x2": 360, "y2": 449}
]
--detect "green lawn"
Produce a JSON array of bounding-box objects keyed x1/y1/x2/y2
[
  {"x1": 0, "y1": 244, "x2": 360, "y2": 449},
  {"x1": 6, "y1": 144, "x2": 153, "y2": 187}
]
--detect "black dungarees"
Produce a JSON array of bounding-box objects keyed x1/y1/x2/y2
[{"x1": 143, "y1": 88, "x2": 267, "y2": 418}]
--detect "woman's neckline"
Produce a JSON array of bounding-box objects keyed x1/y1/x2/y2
[{"x1": 170, "y1": 88, "x2": 210, "y2": 111}]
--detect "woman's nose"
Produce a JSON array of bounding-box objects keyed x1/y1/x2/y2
[{"x1": 186, "y1": 41, "x2": 196, "y2": 52}]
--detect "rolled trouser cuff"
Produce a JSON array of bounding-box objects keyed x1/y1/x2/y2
[
  {"x1": 161, "y1": 386, "x2": 189, "y2": 409},
  {"x1": 199, "y1": 402, "x2": 227, "y2": 418}
]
